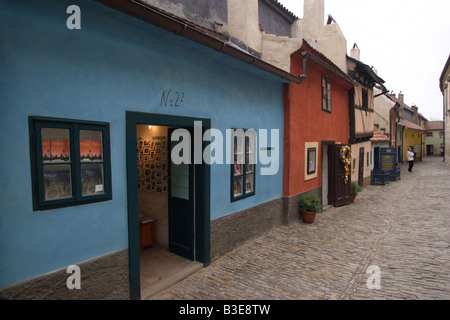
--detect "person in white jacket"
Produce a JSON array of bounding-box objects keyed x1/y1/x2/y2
[{"x1": 406, "y1": 146, "x2": 415, "y2": 172}]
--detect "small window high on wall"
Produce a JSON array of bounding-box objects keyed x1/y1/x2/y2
[{"x1": 29, "y1": 116, "x2": 112, "y2": 211}]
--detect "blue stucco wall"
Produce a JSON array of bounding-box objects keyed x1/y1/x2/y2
[{"x1": 0, "y1": 0, "x2": 284, "y2": 287}]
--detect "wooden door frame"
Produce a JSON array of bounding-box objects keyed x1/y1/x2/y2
[
  {"x1": 321, "y1": 140, "x2": 335, "y2": 206},
  {"x1": 358, "y1": 147, "x2": 365, "y2": 187},
  {"x1": 330, "y1": 143, "x2": 351, "y2": 207},
  {"x1": 125, "y1": 111, "x2": 211, "y2": 300}
]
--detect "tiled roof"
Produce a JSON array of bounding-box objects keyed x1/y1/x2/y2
[
  {"x1": 263, "y1": 0, "x2": 299, "y2": 20},
  {"x1": 398, "y1": 119, "x2": 425, "y2": 131},
  {"x1": 426, "y1": 121, "x2": 444, "y2": 130},
  {"x1": 371, "y1": 128, "x2": 389, "y2": 142}
]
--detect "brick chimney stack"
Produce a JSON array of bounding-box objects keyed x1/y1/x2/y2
[{"x1": 398, "y1": 91, "x2": 404, "y2": 105}]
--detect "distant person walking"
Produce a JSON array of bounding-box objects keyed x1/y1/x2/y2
[{"x1": 407, "y1": 146, "x2": 415, "y2": 172}]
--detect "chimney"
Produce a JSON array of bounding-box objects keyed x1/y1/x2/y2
[
  {"x1": 350, "y1": 43, "x2": 360, "y2": 60},
  {"x1": 302, "y1": 0, "x2": 325, "y2": 42},
  {"x1": 411, "y1": 104, "x2": 419, "y2": 123},
  {"x1": 398, "y1": 91, "x2": 404, "y2": 105}
]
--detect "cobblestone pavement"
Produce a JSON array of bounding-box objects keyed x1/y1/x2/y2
[{"x1": 152, "y1": 157, "x2": 450, "y2": 300}]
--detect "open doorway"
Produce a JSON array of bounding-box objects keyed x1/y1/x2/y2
[
  {"x1": 136, "y1": 124, "x2": 203, "y2": 299},
  {"x1": 126, "y1": 112, "x2": 210, "y2": 300}
]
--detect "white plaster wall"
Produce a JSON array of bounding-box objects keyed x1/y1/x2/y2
[
  {"x1": 351, "y1": 141, "x2": 372, "y2": 185},
  {"x1": 228, "y1": 0, "x2": 262, "y2": 53},
  {"x1": 317, "y1": 23, "x2": 347, "y2": 73},
  {"x1": 374, "y1": 87, "x2": 395, "y2": 135},
  {"x1": 262, "y1": 33, "x2": 302, "y2": 72}
]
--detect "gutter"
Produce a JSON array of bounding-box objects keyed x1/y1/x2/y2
[
  {"x1": 301, "y1": 51, "x2": 354, "y2": 86},
  {"x1": 96, "y1": 0, "x2": 304, "y2": 84},
  {"x1": 374, "y1": 87, "x2": 389, "y2": 98}
]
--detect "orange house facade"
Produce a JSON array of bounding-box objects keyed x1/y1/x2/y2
[{"x1": 283, "y1": 42, "x2": 354, "y2": 221}]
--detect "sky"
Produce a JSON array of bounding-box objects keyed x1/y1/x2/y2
[{"x1": 278, "y1": 0, "x2": 450, "y2": 121}]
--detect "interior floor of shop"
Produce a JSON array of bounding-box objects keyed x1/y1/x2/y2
[{"x1": 140, "y1": 245, "x2": 203, "y2": 300}]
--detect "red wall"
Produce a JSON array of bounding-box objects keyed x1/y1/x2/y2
[{"x1": 283, "y1": 45, "x2": 353, "y2": 197}]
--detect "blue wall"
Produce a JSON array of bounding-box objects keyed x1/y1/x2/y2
[{"x1": 0, "y1": 0, "x2": 285, "y2": 287}]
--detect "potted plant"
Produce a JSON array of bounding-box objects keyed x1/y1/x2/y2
[
  {"x1": 350, "y1": 181, "x2": 362, "y2": 203},
  {"x1": 299, "y1": 192, "x2": 322, "y2": 224}
]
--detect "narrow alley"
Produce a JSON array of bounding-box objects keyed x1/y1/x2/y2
[{"x1": 152, "y1": 157, "x2": 450, "y2": 300}]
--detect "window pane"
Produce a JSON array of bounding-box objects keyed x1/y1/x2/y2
[
  {"x1": 170, "y1": 139, "x2": 189, "y2": 200},
  {"x1": 41, "y1": 128, "x2": 70, "y2": 162},
  {"x1": 44, "y1": 164, "x2": 72, "y2": 200},
  {"x1": 233, "y1": 133, "x2": 244, "y2": 165},
  {"x1": 245, "y1": 153, "x2": 254, "y2": 173},
  {"x1": 234, "y1": 160, "x2": 243, "y2": 175},
  {"x1": 81, "y1": 163, "x2": 104, "y2": 196},
  {"x1": 308, "y1": 148, "x2": 316, "y2": 174},
  {"x1": 233, "y1": 176, "x2": 243, "y2": 197},
  {"x1": 80, "y1": 130, "x2": 103, "y2": 161},
  {"x1": 245, "y1": 174, "x2": 254, "y2": 194}
]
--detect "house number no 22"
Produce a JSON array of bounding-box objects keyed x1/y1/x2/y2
[{"x1": 160, "y1": 90, "x2": 184, "y2": 107}]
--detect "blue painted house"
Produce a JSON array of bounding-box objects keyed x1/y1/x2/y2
[{"x1": 0, "y1": 0, "x2": 302, "y2": 299}]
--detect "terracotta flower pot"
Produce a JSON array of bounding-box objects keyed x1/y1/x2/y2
[
  {"x1": 350, "y1": 195, "x2": 356, "y2": 203},
  {"x1": 302, "y1": 211, "x2": 317, "y2": 224}
]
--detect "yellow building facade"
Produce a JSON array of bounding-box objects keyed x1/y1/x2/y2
[{"x1": 399, "y1": 119, "x2": 424, "y2": 162}]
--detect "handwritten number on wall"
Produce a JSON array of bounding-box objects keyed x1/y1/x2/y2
[{"x1": 160, "y1": 90, "x2": 184, "y2": 107}]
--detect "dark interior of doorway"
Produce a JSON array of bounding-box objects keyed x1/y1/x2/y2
[{"x1": 136, "y1": 124, "x2": 202, "y2": 299}]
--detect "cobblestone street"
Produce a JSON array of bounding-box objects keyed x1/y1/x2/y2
[{"x1": 152, "y1": 157, "x2": 450, "y2": 300}]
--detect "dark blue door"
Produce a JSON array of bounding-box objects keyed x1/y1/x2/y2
[{"x1": 168, "y1": 127, "x2": 195, "y2": 260}]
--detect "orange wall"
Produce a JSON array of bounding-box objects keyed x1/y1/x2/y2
[{"x1": 283, "y1": 48, "x2": 352, "y2": 197}]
